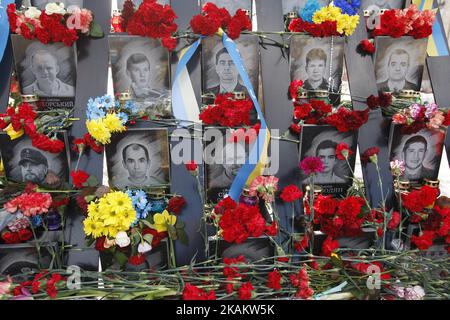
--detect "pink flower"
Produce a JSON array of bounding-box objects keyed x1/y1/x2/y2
[
  {"x1": 299, "y1": 157, "x2": 324, "y2": 175},
  {"x1": 0, "y1": 276, "x2": 12, "y2": 295},
  {"x1": 67, "y1": 7, "x2": 93, "y2": 33},
  {"x1": 4, "y1": 192, "x2": 52, "y2": 217},
  {"x1": 392, "y1": 113, "x2": 407, "y2": 124},
  {"x1": 390, "y1": 159, "x2": 405, "y2": 176},
  {"x1": 248, "y1": 175, "x2": 279, "y2": 203},
  {"x1": 427, "y1": 111, "x2": 445, "y2": 130}
]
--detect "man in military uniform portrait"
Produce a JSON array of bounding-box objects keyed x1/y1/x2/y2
[
  {"x1": 22, "y1": 49, "x2": 75, "y2": 98},
  {"x1": 19, "y1": 148, "x2": 49, "y2": 184}
]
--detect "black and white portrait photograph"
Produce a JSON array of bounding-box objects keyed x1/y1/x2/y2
[
  {"x1": 361, "y1": 0, "x2": 405, "y2": 10},
  {"x1": 200, "y1": 0, "x2": 252, "y2": 15},
  {"x1": 374, "y1": 37, "x2": 428, "y2": 93},
  {"x1": 0, "y1": 133, "x2": 70, "y2": 186},
  {"x1": 290, "y1": 36, "x2": 344, "y2": 102},
  {"x1": 299, "y1": 125, "x2": 357, "y2": 197},
  {"x1": 105, "y1": 128, "x2": 170, "y2": 189},
  {"x1": 202, "y1": 35, "x2": 259, "y2": 97},
  {"x1": 109, "y1": 35, "x2": 172, "y2": 117},
  {"x1": 29, "y1": 0, "x2": 84, "y2": 10},
  {"x1": 11, "y1": 37, "x2": 77, "y2": 103},
  {"x1": 115, "y1": 0, "x2": 169, "y2": 10},
  {"x1": 204, "y1": 130, "x2": 253, "y2": 202},
  {"x1": 282, "y1": 0, "x2": 330, "y2": 15},
  {"x1": 389, "y1": 125, "x2": 446, "y2": 183}
]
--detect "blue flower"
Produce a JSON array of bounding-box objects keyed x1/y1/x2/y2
[
  {"x1": 124, "y1": 101, "x2": 138, "y2": 114},
  {"x1": 31, "y1": 215, "x2": 43, "y2": 227},
  {"x1": 299, "y1": 0, "x2": 321, "y2": 23},
  {"x1": 102, "y1": 95, "x2": 115, "y2": 110},
  {"x1": 118, "y1": 112, "x2": 129, "y2": 125},
  {"x1": 86, "y1": 99, "x2": 106, "y2": 120},
  {"x1": 333, "y1": 0, "x2": 360, "y2": 16}
]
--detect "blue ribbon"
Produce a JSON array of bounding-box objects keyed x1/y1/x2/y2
[{"x1": 0, "y1": 0, "x2": 14, "y2": 64}]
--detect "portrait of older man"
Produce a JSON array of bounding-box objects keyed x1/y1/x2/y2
[
  {"x1": 377, "y1": 48, "x2": 418, "y2": 93},
  {"x1": 303, "y1": 48, "x2": 329, "y2": 91},
  {"x1": 114, "y1": 143, "x2": 166, "y2": 188},
  {"x1": 22, "y1": 49, "x2": 75, "y2": 98},
  {"x1": 362, "y1": 0, "x2": 404, "y2": 10},
  {"x1": 313, "y1": 140, "x2": 346, "y2": 184},
  {"x1": 402, "y1": 135, "x2": 434, "y2": 181},
  {"x1": 19, "y1": 148, "x2": 49, "y2": 184},
  {"x1": 208, "y1": 142, "x2": 247, "y2": 189},
  {"x1": 206, "y1": 47, "x2": 246, "y2": 95}
]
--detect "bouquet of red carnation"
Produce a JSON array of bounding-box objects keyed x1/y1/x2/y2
[
  {"x1": 7, "y1": 3, "x2": 103, "y2": 46},
  {"x1": 213, "y1": 198, "x2": 277, "y2": 244},
  {"x1": 0, "y1": 100, "x2": 74, "y2": 154},
  {"x1": 124, "y1": 0, "x2": 178, "y2": 51},
  {"x1": 372, "y1": 5, "x2": 435, "y2": 39},
  {"x1": 190, "y1": 2, "x2": 251, "y2": 39},
  {"x1": 289, "y1": 18, "x2": 340, "y2": 37},
  {"x1": 199, "y1": 93, "x2": 254, "y2": 127}
]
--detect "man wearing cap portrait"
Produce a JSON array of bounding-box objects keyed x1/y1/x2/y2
[{"x1": 19, "y1": 148, "x2": 49, "y2": 184}]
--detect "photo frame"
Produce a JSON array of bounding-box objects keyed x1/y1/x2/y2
[
  {"x1": 373, "y1": 36, "x2": 428, "y2": 94},
  {"x1": 0, "y1": 131, "x2": 70, "y2": 186},
  {"x1": 289, "y1": 35, "x2": 345, "y2": 104},
  {"x1": 388, "y1": 123, "x2": 446, "y2": 184},
  {"x1": 29, "y1": 0, "x2": 84, "y2": 9},
  {"x1": 298, "y1": 125, "x2": 358, "y2": 197},
  {"x1": 109, "y1": 35, "x2": 172, "y2": 118},
  {"x1": 11, "y1": 36, "x2": 77, "y2": 109},
  {"x1": 361, "y1": 0, "x2": 406, "y2": 11},
  {"x1": 105, "y1": 128, "x2": 171, "y2": 190}
]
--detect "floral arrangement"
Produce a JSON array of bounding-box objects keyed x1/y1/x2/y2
[
  {"x1": 190, "y1": 2, "x2": 251, "y2": 39},
  {"x1": 391, "y1": 102, "x2": 450, "y2": 134},
  {"x1": 199, "y1": 93, "x2": 254, "y2": 127},
  {"x1": 83, "y1": 189, "x2": 187, "y2": 268},
  {"x1": 288, "y1": 1, "x2": 360, "y2": 37},
  {"x1": 7, "y1": 3, "x2": 103, "y2": 46},
  {"x1": 85, "y1": 95, "x2": 142, "y2": 145},
  {"x1": 212, "y1": 197, "x2": 277, "y2": 244},
  {"x1": 0, "y1": 98, "x2": 74, "y2": 153},
  {"x1": 117, "y1": 0, "x2": 178, "y2": 51},
  {"x1": 371, "y1": 5, "x2": 435, "y2": 39}
]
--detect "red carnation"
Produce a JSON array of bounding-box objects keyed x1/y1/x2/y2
[
  {"x1": 387, "y1": 211, "x2": 401, "y2": 230},
  {"x1": 266, "y1": 269, "x2": 282, "y2": 290},
  {"x1": 70, "y1": 170, "x2": 90, "y2": 188},
  {"x1": 18, "y1": 229, "x2": 33, "y2": 242},
  {"x1": 366, "y1": 95, "x2": 379, "y2": 110},
  {"x1": 238, "y1": 282, "x2": 254, "y2": 300},
  {"x1": 379, "y1": 92, "x2": 392, "y2": 109},
  {"x1": 289, "y1": 80, "x2": 304, "y2": 100},
  {"x1": 280, "y1": 185, "x2": 303, "y2": 202},
  {"x1": 182, "y1": 283, "x2": 216, "y2": 300},
  {"x1": 294, "y1": 235, "x2": 309, "y2": 252},
  {"x1": 314, "y1": 195, "x2": 338, "y2": 216},
  {"x1": 411, "y1": 231, "x2": 435, "y2": 250},
  {"x1": 128, "y1": 254, "x2": 146, "y2": 266},
  {"x1": 142, "y1": 228, "x2": 168, "y2": 248},
  {"x1": 335, "y1": 142, "x2": 352, "y2": 160},
  {"x1": 167, "y1": 196, "x2": 186, "y2": 214},
  {"x1": 289, "y1": 123, "x2": 301, "y2": 135},
  {"x1": 321, "y1": 237, "x2": 339, "y2": 256},
  {"x1": 1, "y1": 232, "x2": 20, "y2": 244},
  {"x1": 185, "y1": 161, "x2": 198, "y2": 172},
  {"x1": 161, "y1": 37, "x2": 177, "y2": 51},
  {"x1": 299, "y1": 157, "x2": 324, "y2": 175},
  {"x1": 293, "y1": 104, "x2": 313, "y2": 120},
  {"x1": 359, "y1": 39, "x2": 375, "y2": 54},
  {"x1": 361, "y1": 147, "x2": 380, "y2": 164}
]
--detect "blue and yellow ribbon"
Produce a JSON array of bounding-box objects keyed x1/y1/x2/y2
[
  {"x1": 413, "y1": 0, "x2": 449, "y2": 56},
  {"x1": 171, "y1": 31, "x2": 270, "y2": 201},
  {"x1": 0, "y1": 0, "x2": 14, "y2": 63}
]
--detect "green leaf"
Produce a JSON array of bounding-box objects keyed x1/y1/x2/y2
[
  {"x1": 143, "y1": 234, "x2": 154, "y2": 245},
  {"x1": 85, "y1": 175, "x2": 98, "y2": 187},
  {"x1": 85, "y1": 195, "x2": 96, "y2": 203},
  {"x1": 89, "y1": 21, "x2": 104, "y2": 38},
  {"x1": 86, "y1": 237, "x2": 95, "y2": 247},
  {"x1": 141, "y1": 220, "x2": 154, "y2": 229},
  {"x1": 175, "y1": 220, "x2": 185, "y2": 229},
  {"x1": 167, "y1": 225, "x2": 177, "y2": 240},
  {"x1": 114, "y1": 251, "x2": 128, "y2": 268},
  {"x1": 177, "y1": 229, "x2": 189, "y2": 245}
]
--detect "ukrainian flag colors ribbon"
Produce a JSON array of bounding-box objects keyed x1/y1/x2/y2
[
  {"x1": 0, "y1": 0, "x2": 14, "y2": 63},
  {"x1": 413, "y1": 0, "x2": 449, "y2": 56},
  {"x1": 171, "y1": 31, "x2": 270, "y2": 201}
]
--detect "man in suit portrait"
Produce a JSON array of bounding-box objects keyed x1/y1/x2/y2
[
  {"x1": 402, "y1": 135, "x2": 434, "y2": 181},
  {"x1": 23, "y1": 49, "x2": 75, "y2": 98},
  {"x1": 206, "y1": 47, "x2": 246, "y2": 95},
  {"x1": 313, "y1": 140, "x2": 346, "y2": 184},
  {"x1": 377, "y1": 48, "x2": 418, "y2": 93},
  {"x1": 303, "y1": 48, "x2": 329, "y2": 91}
]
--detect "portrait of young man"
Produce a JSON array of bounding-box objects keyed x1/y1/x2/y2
[
  {"x1": 303, "y1": 48, "x2": 329, "y2": 91},
  {"x1": 377, "y1": 48, "x2": 418, "y2": 93},
  {"x1": 314, "y1": 140, "x2": 346, "y2": 184},
  {"x1": 402, "y1": 135, "x2": 434, "y2": 181}
]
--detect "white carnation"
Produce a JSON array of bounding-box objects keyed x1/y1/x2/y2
[{"x1": 45, "y1": 2, "x2": 66, "y2": 15}]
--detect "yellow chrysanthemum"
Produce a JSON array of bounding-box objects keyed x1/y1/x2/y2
[
  {"x1": 153, "y1": 210, "x2": 176, "y2": 233},
  {"x1": 312, "y1": 5, "x2": 359, "y2": 36},
  {"x1": 86, "y1": 119, "x2": 111, "y2": 145},
  {"x1": 104, "y1": 113, "x2": 126, "y2": 133},
  {"x1": 4, "y1": 124, "x2": 24, "y2": 140},
  {"x1": 83, "y1": 217, "x2": 105, "y2": 238}
]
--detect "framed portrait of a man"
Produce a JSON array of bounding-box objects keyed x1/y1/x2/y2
[
  {"x1": 11, "y1": 37, "x2": 77, "y2": 108},
  {"x1": 361, "y1": 0, "x2": 405, "y2": 10},
  {"x1": 29, "y1": 0, "x2": 84, "y2": 10},
  {"x1": 109, "y1": 35, "x2": 172, "y2": 118},
  {"x1": 289, "y1": 35, "x2": 345, "y2": 104},
  {"x1": 282, "y1": 0, "x2": 330, "y2": 15},
  {"x1": 0, "y1": 132, "x2": 70, "y2": 186},
  {"x1": 105, "y1": 128, "x2": 171, "y2": 190},
  {"x1": 204, "y1": 128, "x2": 253, "y2": 202},
  {"x1": 389, "y1": 124, "x2": 446, "y2": 184},
  {"x1": 299, "y1": 125, "x2": 357, "y2": 197},
  {"x1": 374, "y1": 36, "x2": 428, "y2": 94},
  {"x1": 200, "y1": 0, "x2": 252, "y2": 15}
]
